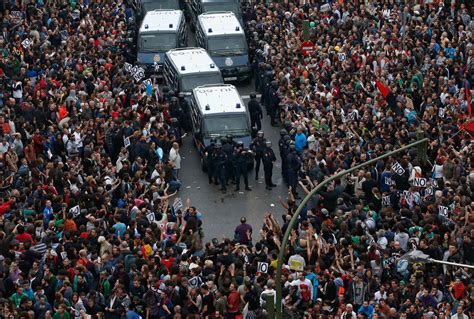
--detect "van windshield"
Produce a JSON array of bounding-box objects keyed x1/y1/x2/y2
[
  {"x1": 139, "y1": 33, "x2": 176, "y2": 52},
  {"x1": 204, "y1": 114, "x2": 249, "y2": 137},
  {"x1": 202, "y1": 3, "x2": 240, "y2": 16},
  {"x1": 181, "y1": 74, "x2": 223, "y2": 91},
  {"x1": 143, "y1": 1, "x2": 179, "y2": 11},
  {"x1": 208, "y1": 36, "x2": 247, "y2": 55}
]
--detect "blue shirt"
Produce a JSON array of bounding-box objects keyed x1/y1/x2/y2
[
  {"x1": 358, "y1": 304, "x2": 374, "y2": 317},
  {"x1": 294, "y1": 133, "x2": 307, "y2": 152},
  {"x1": 113, "y1": 222, "x2": 126, "y2": 238}
]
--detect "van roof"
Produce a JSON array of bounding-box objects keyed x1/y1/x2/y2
[
  {"x1": 193, "y1": 84, "x2": 246, "y2": 115},
  {"x1": 198, "y1": 12, "x2": 243, "y2": 37},
  {"x1": 166, "y1": 47, "x2": 219, "y2": 75},
  {"x1": 139, "y1": 10, "x2": 182, "y2": 33},
  {"x1": 201, "y1": 0, "x2": 238, "y2": 3}
]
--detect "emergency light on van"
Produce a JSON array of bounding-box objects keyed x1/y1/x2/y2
[
  {"x1": 235, "y1": 26, "x2": 240, "y2": 31},
  {"x1": 236, "y1": 103, "x2": 241, "y2": 108},
  {"x1": 181, "y1": 66, "x2": 186, "y2": 71},
  {"x1": 205, "y1": 104, "x2": 210, "y2": 110},
  {"x1": 210, "y1": 64, "x2": 215, "y2": 68},
  {"x1": 145, "y1": 24, "x2": 149, "y2": 29},
  {"x1": 208, "y1": 28, "x2": 212, "y2": 33},
  {"x1": 169, "y1": 24, "x2": 173, "y2": 28}
]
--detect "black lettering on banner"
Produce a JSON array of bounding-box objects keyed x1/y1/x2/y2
[
  {"x1": 411, "y1": 177, "x2": 427, "y2": 187},
  {"x1": 382, "y1": 195, "x2": 391, "y2": 207},
  {"x1": 424, "y1": 187, "x2": 434, "y2": 197},
  {"x1": 392, "y1": 162, "x2": 405, "y2": 175},
  {"x1": 438, "y1": 206, "x2": 448, "y2": 218},
  {"x1": 146, "y1": 213, "x2": 155, "y2": 222},
  {"x1": 257, "y1": 262, "x2": 268, "y2": 273}
]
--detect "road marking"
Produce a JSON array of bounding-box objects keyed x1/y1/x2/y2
[{"x1": 241, "y1": 94, "x2": 262, "y2": 99}]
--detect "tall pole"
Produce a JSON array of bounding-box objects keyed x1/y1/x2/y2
[{"x1": 274, "y1": 138, "x2": 429, "y2": 319}]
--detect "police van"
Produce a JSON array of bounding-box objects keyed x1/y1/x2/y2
[
  {"x1": 190, "y1": 84, "x2": 252, "y2": 162},
  {"x1": 187, "y1": 0, "x2": 243, "y2": 27},
  {"x1": 131, "y1": 0, "x2": 181, "y2": 22},
  {"x1": 196, "y1": 12, "x2": 251, "y2": 82},
  {"x1": 163, "y1": 47, "x2": 223, "y2": 98},
  {"x1": 137, "y1": 10, "x2": 187, "y2": 75}
]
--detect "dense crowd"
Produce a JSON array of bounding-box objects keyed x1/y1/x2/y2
[{"x1": 0, "y1": 0, "x2": 473, "y2": 319}]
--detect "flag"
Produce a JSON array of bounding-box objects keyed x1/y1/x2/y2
[
  {"x1": 375, "y1": 79, "x2": 391, "y2": 99},
  {"x1": 465, "y1": 81, "x2": 472, "y2": 118},
  {"x1": 465, "y1": 119, "x2": 474, "y2": 134}
]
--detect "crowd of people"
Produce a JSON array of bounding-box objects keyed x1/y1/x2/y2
[{"x1": 0, "y1": 0, "x2": 473, "y2": 319}]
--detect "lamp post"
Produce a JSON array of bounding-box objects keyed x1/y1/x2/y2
[
  {"x1": 400, "y1": 250, "x2": 474, "y2": 269},
  {"x1": 274, "y1": 138, "x2": 429, "y2": 319}
]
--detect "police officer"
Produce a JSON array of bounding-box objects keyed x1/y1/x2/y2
[
  {"x1": 169, "y1": 118, "x2": 182, "y2": 145},
  {"x1": 233, "y1": 141, "x2": 251, "y2": 192},
  {"x1": 222, "y1": 135, "x2": 235, "y2": 183},
  {"x1": 204, "y1": 138, "x2": 217, "y2": 184},
  {"x1": 278, "y1": 130, "x2": 289, "y2": 182},
  {"x1": 178, "y1": 92, "x2": 192, "y2": 132},
  {"x1": 248, "y1": 93, "x2": 263, "y2": 131},
  {"x1": 251, "y1": 131, "x2": 266, "y2": 180},
  {"x1": 214, "y1": 142, "x2": 228, "y2": 193},
  {"x1": 268, "y1": 80, "x2": 280, "y2": 126},
  {"x1": 263, "y1": 140, "x2": 277, "y2": 190},
  {"x1": 287, "y1": 144, "x2": 301, "y2": 198}
]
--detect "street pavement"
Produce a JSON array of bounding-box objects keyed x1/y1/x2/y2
[{"x1": 177, "y1": 80, "x2": 290, "y2": 241}]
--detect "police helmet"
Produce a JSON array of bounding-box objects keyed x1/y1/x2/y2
[
  {"x1": 210, "y1": 137, "x2": 217, "y2": 144},
  {"x1": 237, "y1": 141, "x2": 244, "y2": 147},
  {"x1": 215, "y1": 142, "x2": 222, "y2": 148},
  {"x1": 250, "y1": 93, "x2": 257, "y2": 99},
  {"x1": 220, "y1": 136, "x2": 227, "y2": 144},
  {"x1": 168, "y1": 90, "x2": 175, "y2": 97},
  {"x1": 170, "y1": 96, "x2": 178, "y2": 103},
  {"x1": 280, "y1": 129, "x2": 288, "y2": 136},
  {"x1": 265, "y1": 140, "x2": 272, "y2": 147},
  {"x1": 257, "y1": 131, "x2": 264, "y2": 137},
  {"x1": 226, "y1": 134, "x2": 233, "y2": 140}
]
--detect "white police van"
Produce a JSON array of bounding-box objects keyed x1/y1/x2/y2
[
  {"x1": 163, "y1": 47, "x2": 223, "y2": 98},
  {"x1": 187, "y1": 0, "x2": 243, "y2": 27},
  {"x1": 190, "y1": 84, "x2": 252, "y2": 158},
  {"x1": 131, "y1": 0, "x2": 181, "y2": 22},
  {"x1": 137, "y1": 10, "x2": 187, "y2": 74},
  {"x1": 196, "y1": 12, "x2": 251, "y2": 82}
]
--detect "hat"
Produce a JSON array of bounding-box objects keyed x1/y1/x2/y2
[
  {"x1": 98, "y1": 236, "x2": 106, "y2": 243},
  {"x1": 317, "y1": 298, "x2": 322, "y2": 303},
  {"x1": 321, "y1": 208, "x2": 329, "y2": 216},
  {"x1": 335, "y1": 46, "x2": 341, "y2": 52},
  {"x1": 399, "y1": 280, "x2": 406, "y2": 285}
]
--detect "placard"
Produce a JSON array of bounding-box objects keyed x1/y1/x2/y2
[
  {"x1": 438, "y1": 206, "x2": 448, "y2": 218},
  {"x1": 257, "y1": 262, "x2": 269, "y2": 273},
  {"x1": 392, "y1": 162, "x2": 405, "y2": 175},
  {"x1": 11, "y1": 11, "x2": 22, "y2": 18},
  {"x1": 320, "y1": 4, "x2": 331, "y2": 12},
  {"x1": 69, "y1": 205, "x2": 80, "y2": 218},
  {"x1": 382, "y1": 195, "x2": 391, "y2": 207},
  {"x1": 337, "y1": 53, "x2": 346, "y2": 61},
  {"x1": 384, "y1": 177, "x2": 393, "y2": 186},
  {"x1": 21, "y1": 38, "x2": 32, "y2": 49},
  {"x1": 124, "y1": 62, "x2": 132, "y2": 73},
  {"x1": 424, "y1": 187, "x2": 434, "y2": 197},
  {"x1": 411, "y1": 177, "x2": 427, "y2": 187},
  {"x1": 60, "y1": 251, "x2": 68, "y2": 259},
  {"x1": 132, "y1": 67, "x2": 145, "y2": 82},
  {"x1": 123, "y1": 136, "x2": 131, "y2": 148},
  {"x1": 146, "y1": 212, "x2": 155, "y2": 222},
  {"x1": 438, "y1": 107, "x2": 445, "y2": 118},
  {"x1": 173, "y1": 197, "x2": 183, "y2": 212}
]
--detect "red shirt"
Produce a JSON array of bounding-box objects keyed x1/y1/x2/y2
[
  {"x1": 161, "y1": 257, "x2": 175, "y2": 270},
  {"x1": 227, "y1": 291, "x2": 240, "y2": 313},
  {"x1": 16, "y1": 232, "x2": 34, "y2": 243}
]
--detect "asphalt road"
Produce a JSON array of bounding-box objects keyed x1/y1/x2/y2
[{"x1": 177, "y1": 80, "x2": 289, "y2": 241}]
